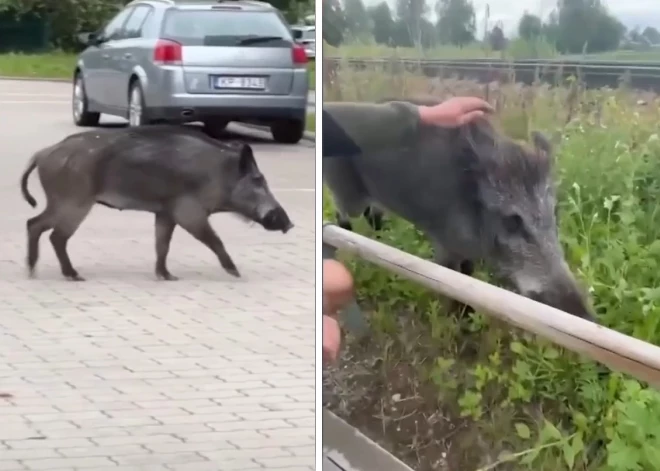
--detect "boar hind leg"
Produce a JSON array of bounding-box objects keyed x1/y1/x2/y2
[
  {"x1": 49, "y1": 203, "x2": 93, "y2": 281},
  {"x1": 171, "y1": 198, "x2": 240, "y2": 278},
  {"x1": 26, "y1": 206, "x2": 55, "y2": 277},
  {"x1": 154, "y1": 212, "x2": 178, "y2": 281}
]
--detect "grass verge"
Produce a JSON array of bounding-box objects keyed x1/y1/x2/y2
[
  {"x1": 306, "y1": 112, "x2": 315, "y2": 132},
  {"x1": 0, "y1": 52, "x2": 76, "y2": 79},
  {"x1": 0, "y1": 52, "x2": 316, "y2": 89},
  {"x1": 323, "y1": 62, "x2": 660, "y2": 471}
]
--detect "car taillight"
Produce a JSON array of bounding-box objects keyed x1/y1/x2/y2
[
  {"x1": 153, "y1": 39, "x2": 182, "y2": 65},
  {"x1": 292, "y1": 44, "x2": 308, "y2": 65}
]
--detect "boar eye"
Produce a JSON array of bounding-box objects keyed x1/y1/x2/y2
[{"x1": 503, "y1": 213, "x2": 524, "y2": 234}]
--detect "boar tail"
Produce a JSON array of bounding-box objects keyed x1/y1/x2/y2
[{"x1": 20, "y1": 154, "x2": 38, "y2": 208}]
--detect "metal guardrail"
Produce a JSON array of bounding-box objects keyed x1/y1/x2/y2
[
  {"x1": 325, "y1": 56, "x2": 660, "y2": 91},
  {"x1": 327, "y1": 56, "x2": 660, "y2": 67},
  {"x1": 322, "y1": 223, "x2": 660, "y2": 389}
]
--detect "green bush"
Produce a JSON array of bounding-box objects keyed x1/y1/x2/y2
[{"x1": 323, "y1": 64, "x2": 660, "y2": 470}]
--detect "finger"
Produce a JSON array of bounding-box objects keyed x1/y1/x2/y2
[
  {"x1": 459, "y1": 97, "x2": 494, "y2": 113},
  {"x1": 323, "y1": 315, "x2": 341, "y2": 363},
  {"x1": 457, "y1": 110, "x2": 485, "y2": 126}
]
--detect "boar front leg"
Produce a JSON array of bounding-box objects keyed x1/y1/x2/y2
[
  {"x1": 155, "y1": 212, "x2": 178, "y2": 281},
  {"x1": 430, "y1": 238, "x2": 475, "y2": 317},
  {"x1": 171, "y1": 197, "x2": 240, "y2": 278}
]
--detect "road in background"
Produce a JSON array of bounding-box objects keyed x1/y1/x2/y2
[{"x1": 0, "y1": 79, "x2": 315, "y2": 471}]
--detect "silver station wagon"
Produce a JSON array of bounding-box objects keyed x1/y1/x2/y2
[{"x1": 72, "y1": 0, "x2": 310, "y2": 143}]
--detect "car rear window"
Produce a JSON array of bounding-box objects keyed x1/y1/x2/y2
[
  {"x1": 292, "y1": 28, "x2": 315, "y2": 41},
  {"x1": 161, "y1": 9, "x2": 293, "y2": 46}
]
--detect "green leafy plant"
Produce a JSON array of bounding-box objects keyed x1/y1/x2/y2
[{"x1": 323, "y1": 65, "x2": 660, "y2": 470}]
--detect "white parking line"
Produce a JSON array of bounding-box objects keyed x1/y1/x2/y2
[
  {"x1": 0, "y1": 100, "x2": 69, "y2": 104},
  {"x1": 0, "y1": 93, "x2": 69, "y2": 97}
]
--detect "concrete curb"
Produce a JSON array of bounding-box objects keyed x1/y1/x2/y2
[
  {"x1": 0, "y1": 76, "x2": 316, "y2": 98},
  {"x1": 230, "y1": 123, "x2": 315, "y2": 142},
  {"x1": 0, "y1": 75, "x2": 70, "y2": 83},
  {"x1": 0, "y1": 76, "x2": 316, "y2": 142},
  {"x1": 323, "y1": 409, "x2": 415, "y2": 471}
]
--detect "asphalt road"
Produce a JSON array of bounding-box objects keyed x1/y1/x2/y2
[{"x1": 0, "y1": 79, "x2": 315, "y2": 470}]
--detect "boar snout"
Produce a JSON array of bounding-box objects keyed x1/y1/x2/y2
[
  {"x1": 522, "y1": 267, "x2": 596, "y2": 323},
  {"x1": 261, "y1": 206, "x2": 294, "y2": 233}
]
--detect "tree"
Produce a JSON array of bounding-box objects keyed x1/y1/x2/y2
[
  {"x1": 281, "y1": 0, "x2": 314, "y2": 24},
  {"x1": 488, "y1": 22, "x2": 506, "y2": 51},
  {"x1": 543, "y1": 10, "x2": 560, "y2": 46},
  {"x1": 642, "y1": 26, "x2": 660, "y2": 44},
  {"x1": 323, "y1": 0, "x2": 344, "y2": 46},
  {"x1": 629, "y1": 27, "x2": 642, "y2": 43},
  {"x1": 342, "y1": 0, "x2": 371, "y2": 41},
  {"x1": 553, "y1": 0, "x2": 625, "y2": 54},
  {"x1": 518, "y1": 12, "x2": 542, "y2": 40},
  {"x1": 368, "y1": 2, "x2": 395, "y2": 45},
  {"x1": 588, "y1": 10, "x2": 625, "y2": 52},
  {"x1": 435, "y1": 0, "x2": 476, "y2": 46},
  {"x1": 0, "y1": 0, "x2": 312, "y2": 51},
  {"x1": 396, "y1": 0, "x2": 428, "y2": 47}
]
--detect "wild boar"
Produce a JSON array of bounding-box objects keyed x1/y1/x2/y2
[
  {"x1": 20, "y1": 125, "x2": 293, "y2": 281},
  {"x1": 323, "y1": 97, "x2": 595, "y2": 321}
]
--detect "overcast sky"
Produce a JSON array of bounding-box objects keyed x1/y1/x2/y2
[{"x1": 361, "y1": 0, "x2": 660, "y2": 37}]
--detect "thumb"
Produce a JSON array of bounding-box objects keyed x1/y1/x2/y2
[{"x1": 457, "y1": 110, "x2": 485, "y2": 126}]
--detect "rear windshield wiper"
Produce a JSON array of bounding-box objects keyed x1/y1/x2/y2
[{"x1": 236, "y1": 35, "x2": 284, "y2": 45}]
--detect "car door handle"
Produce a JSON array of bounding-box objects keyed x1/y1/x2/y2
[
  {"x1": 123, "y1": 53, "x2": 132, "y2": 59},
  {"x1": 102, "y1": 53, "x2": 110, "y2": 59}
]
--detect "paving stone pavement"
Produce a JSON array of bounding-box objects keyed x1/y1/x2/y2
[{"x1": 0, "y1": 80, "x2": 316, "y2": 470}]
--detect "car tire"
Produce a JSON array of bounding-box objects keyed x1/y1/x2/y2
[
  {"x1": 72, "y1": 72, "x2": 100, "y2": 127},
  {"x1": 204, "y1": 119, "x2": 230, "y2": 139},
  {"x1": 128, "y1": 81, "x2": 150, "y2": 127},
  {"x1": 270, "y1": 119, "x2": 305, "y2": 144}
]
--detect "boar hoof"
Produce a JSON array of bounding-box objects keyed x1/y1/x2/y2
[
  {"x1": 157, "y1": 273, "x2": 179, "y2": 281},
  {"x1": 65, "y1": 274, "x2": 85, "y2": 282},
  {"x1": 225, "y1": 267, "x2": 241, "y2": 278}
]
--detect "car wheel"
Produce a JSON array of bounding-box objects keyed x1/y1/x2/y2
[
  {"x1": 128, "y1": 81, "x2": 149, "y2": 127},
  {"x1": 203, "y1": 119, "x2": 229, "y2": 139},
  {"x1": 72, "y1": 72, "x2": 100, "y2": 127},
  {"x1": 270, "y1": 119, "x2": 305, "y2": 144}
]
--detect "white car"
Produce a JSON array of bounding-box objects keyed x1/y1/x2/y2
[{"x1": 291, "y1": 25, "x2": 315, "y2": 60}]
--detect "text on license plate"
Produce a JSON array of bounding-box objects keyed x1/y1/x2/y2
[{"x1": 214, "y1": 76, "x2": 266, "y2": 90}]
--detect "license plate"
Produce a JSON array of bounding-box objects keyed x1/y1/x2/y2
[{"x1": 213, "y1": 76, "x2": 266, "y2": 90}]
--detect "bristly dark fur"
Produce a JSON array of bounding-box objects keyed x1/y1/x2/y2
[{"x1": 379, "y1": 95, "x2": 553, "y2": 199}]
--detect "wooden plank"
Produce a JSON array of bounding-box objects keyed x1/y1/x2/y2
[
  {"x1": 323, "y1": 409, "x2": 415, "y2": 471},
  {"x1": 324, "y1": 455, "x2": 346, "y2": 471},
  {"x1": 322, "y1": 223, "x2": 660, "y2": 389}
]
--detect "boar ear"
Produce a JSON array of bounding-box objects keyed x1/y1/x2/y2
[
  {"x1": 238, "y1": 143, "x2": 257, "y2": 175},
  {"x1": 531, "y1": 131, "x2": 553, "y2": 159}
]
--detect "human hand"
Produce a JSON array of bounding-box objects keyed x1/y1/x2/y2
[
  {"x1": 322, "y1": 260, "x2": 354, "y2": 364},
  {"x1": 418, "y1": 96, "x2": 494, "y2": 128}
]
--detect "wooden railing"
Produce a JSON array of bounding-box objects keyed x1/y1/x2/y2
[{"x1": 322, "y1": 223, "x2": 660, "y2": 389}]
